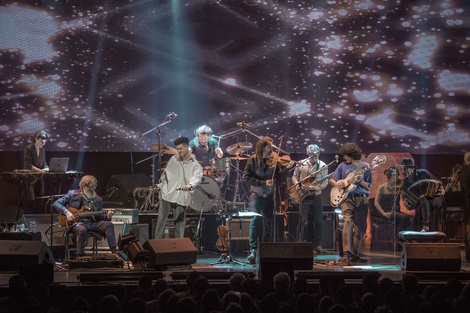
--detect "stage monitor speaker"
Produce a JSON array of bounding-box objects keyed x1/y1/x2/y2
[
  {"x1": 258, "y1": 242, "x2": 313, "y2": 281},
  {"x1": 106, "y1": 174, "x2": 151, "y2": 198},
  {"x1": 0, "y1": 240, "x2": 54, "y2": 271},
  {"x1": 401, "y1": 243, "x2": 461, "y2": 271},
  {"x1": 143, "y1": 238, "x2": 197, "y2": 268}
]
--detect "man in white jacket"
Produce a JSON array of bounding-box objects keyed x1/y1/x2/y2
[{"x1": 154, "y1": 136, "x2": 203, "y2": 239}]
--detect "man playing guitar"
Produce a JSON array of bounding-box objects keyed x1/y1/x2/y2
[
  {"x1": 53, "y1": 175, "x2": 117, "y2": 257},
  {"x1": 291, "y1": 144, "x2": 328, "y2": 254},
  {"x1": 329, "y1": 143, "x2": 372, "y2": 265}
]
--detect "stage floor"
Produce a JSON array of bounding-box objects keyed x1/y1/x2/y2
[{"x1": 2, "y1": 248, "x2": 470, "y2": 291}]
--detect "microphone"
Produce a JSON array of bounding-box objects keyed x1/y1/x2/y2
[
  {"x1": 168, "y1": 112, "x2": 177, "y2": 119},
  {"x1": 335, "y1": 155, "x2": 339, "y2": 162}
]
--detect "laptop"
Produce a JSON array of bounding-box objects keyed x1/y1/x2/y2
[{"x1": 48, "y1": 157, "x2": 69, "y2": 173}]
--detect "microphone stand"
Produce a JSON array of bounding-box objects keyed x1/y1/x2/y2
[
  {"x1": 139, "y1": 115, "x2": 176, "y2": 208},
  {"x1": 37, "y1": 193, "x2": 67, "y2": 260}
]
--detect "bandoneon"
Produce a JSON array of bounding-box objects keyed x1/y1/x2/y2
[{"x1": 403, "y1": 179, "x2": 442, "y2": 207}]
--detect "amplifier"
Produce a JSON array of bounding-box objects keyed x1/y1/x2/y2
[{"x1": 110, "y1": 208, "x2": 139, "y2": 224}]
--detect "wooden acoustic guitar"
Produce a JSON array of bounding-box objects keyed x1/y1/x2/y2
[
  {"x1": 330, "y1": 155, "x2": 386, "y2": 207},
  {"x1": 59, "y1": 206, "x2": 113, "y2": 229}
]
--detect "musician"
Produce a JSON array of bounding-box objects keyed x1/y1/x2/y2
[
  {"x1": 445, "y1": 164, "x2": 463, "y2": 192},
  {"x1": 154, "y1": 136, "x2": 203, "y2": 239},
  {"x1": 458, "y1": 152, "x2": 470, "y2": 217},
  {"x1": 188, "y1": 125, "x2": 223, "y2": 167},
  {"x1": 53, "y1": 175, "x2": 117, "y2": 257},
  {"x1": 373, "y1": 167, "x2": 413, "y2": 231},
  {"x1": 243, "y1": 136, "x2": 291, "y2": 264},
  {"x1": 397, "y1": 157, "x2": 444, "y2": 232},
  {"x1": 329, "y1": 143, "x2": 372, "y2": 265},
  {"x1": 22, "y1": 130, "x2": 49, "y2": 213},
  {"x1": 291, "y1": 144, "x2": 328, "y2": 254}
]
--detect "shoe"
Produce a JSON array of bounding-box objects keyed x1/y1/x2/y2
[
  {"x1": 315, "y1": 245, "x2": 326, "y2": 254},
  {"x1": 420, "y1": 226, "x2": 429, "y2": 232},
  {"x1": 350, "y1": 254, "x2": 368, "y2": 263},
  {"x1": 246, "y1": 250, "x2": 256, "y2": 264},
  {"x1": 337, "y1": 251, "x2": 350, "y2": 266}
]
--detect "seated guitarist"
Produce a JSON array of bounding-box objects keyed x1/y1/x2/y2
[
  {"x1": 291, "y1": 144, "x2": 328, "y2": 254},
  {"x1": 53, "y1": 175, "x2": 117, "y2": 257},
  {"x1": 329, "y1": 143, "x2": 372, "y2": 265}
]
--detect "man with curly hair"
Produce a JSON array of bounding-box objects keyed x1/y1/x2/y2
[{"x1": 329, "y1": 143, "x2": 372, "y2": 265}]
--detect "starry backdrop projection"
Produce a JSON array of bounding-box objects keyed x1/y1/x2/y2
[{"x1": 0, "y1": 0, "x2": 469, "y2": 154}]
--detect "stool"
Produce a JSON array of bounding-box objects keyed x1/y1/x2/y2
[
  {"x1": 397, "y1": 230, "x2": 446, "y2": 243},
  {"x1": 443, "y1": 206, "x2": 469, "y2": 261},
  {"x1": 64, "y1": 230, "x2": 104, "y2": 259}
]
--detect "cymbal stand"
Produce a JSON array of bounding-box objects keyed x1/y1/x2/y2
[{"x1": 210, "y1": 215, "x2": 245, "y2": 266}]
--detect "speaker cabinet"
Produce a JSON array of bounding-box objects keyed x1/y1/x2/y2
[
  {"x1": 227, "y1": 219, "x2": 250, "y2": 252},
  {"x1": 143, "y1": 238, "x2": 197, "y2": 268},
  {"x1": 106, "y1": 174, "x2": 151, "y2": 198},
  {"x1": 283, "y1": 211, "x2": 336, "y2": 249},
  {"x1": 258, "y1": 242, "x2": 313, "y2": 280},
  {"x1": 0, "y1": 240, "x2": 54, "y2": 271},
  {"x1": 400, "y1": 243, "x2": 461, "y2": 271}
]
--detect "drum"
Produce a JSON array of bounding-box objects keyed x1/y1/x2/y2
[
  {"x1": 189, "y1": 175, "x2": 221, "y2": 212},
  {"x1": 215, "y1": 157, "x2": 230, "y2": 174}
]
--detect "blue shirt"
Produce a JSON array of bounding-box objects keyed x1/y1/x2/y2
[{"x1": 331, "y1": 161, "x2": 372, "y2": 196}]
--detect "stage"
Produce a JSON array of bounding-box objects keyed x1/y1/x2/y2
[{"x1": 2, "y1": 247, "x2": 470, "y2": 291}]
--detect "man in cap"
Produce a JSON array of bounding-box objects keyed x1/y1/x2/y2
[
  {"x1": 397, "y1": 157, "x2": 444, "y2": 232},
  {"x1": 291, "y1": 144, "x2": 329, "y2": 253}
]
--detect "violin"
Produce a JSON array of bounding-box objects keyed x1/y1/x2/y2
[
  {"x1": 266, "y1": 151, "x2": 293, "y2": 167},
  {"x1": 215, "y1": 211, "x2": 229, "y2": 252}
]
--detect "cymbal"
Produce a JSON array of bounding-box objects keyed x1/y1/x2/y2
[
  {"x1": 150, "y1": 144, "x2": 177, "y2": 155},
  {"x1": 229, "y1": 156, "x2": 248, "y2": 161},
  {"x1": 226, "y1": 142, "x2": 252, "y2": 155}
]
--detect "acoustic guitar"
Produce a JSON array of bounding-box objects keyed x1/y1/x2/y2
[
  {"x1": 58, "y1": 206, "x2": 113, "y2": 229},
  {"x1": 330, "y1": 155, "x2": 386, "y2": 207}
]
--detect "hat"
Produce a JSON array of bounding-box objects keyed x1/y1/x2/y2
[{"x1": 397, "y1": 157, "x2": 416, "y2": 168}]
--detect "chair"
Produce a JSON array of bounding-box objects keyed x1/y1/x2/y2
[
  {"x1": 441, "y1": 192, "x2": 468, "y2": 261},
  {"x1": 64, "y1": 230, "x2": 104, "y2": 259},
  {"x1": 369, "y1": 198, "x2": 395, "y2": 251}
]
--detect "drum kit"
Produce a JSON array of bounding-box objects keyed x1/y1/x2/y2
[
  {"x1": 136, "y1": 136, "x2": 253, "y2": 214},
  {"x1": 188, "y1": 141, "x2": 252, "y2": 213}
]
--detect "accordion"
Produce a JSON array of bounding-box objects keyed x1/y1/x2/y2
[{"x1": 402, "y1": 179, "x2": 443, "y2": 207}]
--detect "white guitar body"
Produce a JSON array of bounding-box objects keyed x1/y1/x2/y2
[{"x1": 330, "y1": 174, "x2": 357, "y2": 207}]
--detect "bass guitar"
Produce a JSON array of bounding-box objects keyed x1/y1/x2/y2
[
  {"x1": 59, "y1": 206, "x2": 115, "y2": 229},
  {"x1": 330, "y1": 155, "x2": 386, "y2": 207}
]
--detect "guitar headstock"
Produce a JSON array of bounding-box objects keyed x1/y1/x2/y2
[{"x1": 371, "y1": 155, "x2": 387, "y2": 169}]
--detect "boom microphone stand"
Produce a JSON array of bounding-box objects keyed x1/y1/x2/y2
[{"x1": 139, "y1": 112, "x2": 177, "y2": 208}]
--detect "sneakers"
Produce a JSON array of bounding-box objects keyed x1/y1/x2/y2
[
  {"x1": 315, "y1": 245, "x2": 326, "y2": 254},
  {"x1": 337, "y1": 251, "x2": 351, "y2": 266},
  {"x1": 246, "y1": 250, "x2": 256, "y2": 264}
]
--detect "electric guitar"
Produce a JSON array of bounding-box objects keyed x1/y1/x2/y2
[
  {"x1": 330, "y1": 155, "x2": 386, "y2": 207},
  {"x1": 297, "y1": 173, "x2": 333, "y2": 201},
  {"x1": 58, "y1": 206, "x2": 115, "y2": 229}
]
